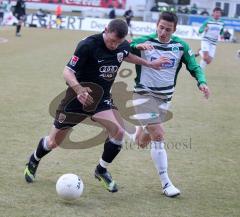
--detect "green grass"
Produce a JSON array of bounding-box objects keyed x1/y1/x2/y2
[{"x1": 0, "y1": 26, "x2": 239, "y2": 217}]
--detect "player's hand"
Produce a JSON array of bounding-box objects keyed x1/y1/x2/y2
[
  {"x1": 204, "y1": 25, "x2": 209, "y2": 32},
  {"x1": 136, "y1": 43, "x2": 154, "y2": 51},
  {"x1": 148, "y1": 56, "x2": 172, "y2": 70},
  {"x1": 199, "y1": 84, "x2": 210, "y2": 99},
  {"x1": 77, "y1": 87, "x2": 93, "y2": 106}
]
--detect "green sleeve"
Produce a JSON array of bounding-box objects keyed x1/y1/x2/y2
[
  {"x1": 220, "y1": 22, "x2": 225, "y2": 35},
  {"x1": 181, "y1": 40, "x2": 207, "y2": 85},
  {"x1": 199, "y1": 19, "x2": 209, "y2": 34}
]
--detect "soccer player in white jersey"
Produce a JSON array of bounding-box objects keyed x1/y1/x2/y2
[
  {"x1": 197, "y1": 7, "x2": 224, "y2": 70},
  {"x1": 129, "y1": 12, "x2": 210, "y2": 197}
]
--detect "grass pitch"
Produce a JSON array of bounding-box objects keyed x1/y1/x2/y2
[{"x1": 0, "y1": 26, "x2": 239, "y2": 217}]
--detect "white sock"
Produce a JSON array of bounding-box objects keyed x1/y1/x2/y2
[
  {"x1": 99, "y1": 158, "x2": 109, "y2": 169},
  {"x1": 150, "y1": 141, "x2": 172, "y2": 188},
  {"x1": 34, "y1": 151, "x2": 41, "y2": 162},
  {"x1": 200, "y1": 59, "x2": 207, "y2": 70},
  {"x1": 43, "y1": 136, "x2": 51, "y2": 151}
]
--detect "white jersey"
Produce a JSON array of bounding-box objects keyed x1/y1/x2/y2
[
  {"x1": 130, "y1": 33, "x2": 206, "y2": 102},
  {"x1": 199, "y1": 17, "x2": 224, "y2": 45}
]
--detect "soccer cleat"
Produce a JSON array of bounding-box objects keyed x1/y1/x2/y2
[
  {"x1": 94, "y1": 168, "x2": 118, "y2": 193},
  {"x1": 162, "y1": 183, "x2": 180, "y2": 198},
  {"x1": 16, "y1": 33, "x2": 21, "y2": 37},
  {"x1": 24, "y1": 160, "x2": 39, "y2": 183}
]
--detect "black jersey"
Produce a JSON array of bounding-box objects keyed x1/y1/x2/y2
[
  {"x1": 14, "y1": 0, "x2": 26, "y2": 17},
  {"x1": 124, "y1": 9, "x2": 133, "y2": 26},
  {"x1": 66, "y1": 33, "x2": 130, "y2": 97}
]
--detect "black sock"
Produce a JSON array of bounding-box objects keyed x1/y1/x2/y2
[
  {"x1": 102, "y1": 138, "x2": 122, "y2": 164},
  {"x1": 30, "y1": 138, "x2": 51, "y2": 163},
  {"x1": 29, "y1": 154, "x2": 39, "y2": 165},
  {"x1": 96, "y1": 164, "x2": 106, "y2": 174},
  {"x1": 96, "y1": 139, "x2": 122, "y2": 174},
  {"x1": 16, "y1": 25, "x2": 21, "y2": 33}
]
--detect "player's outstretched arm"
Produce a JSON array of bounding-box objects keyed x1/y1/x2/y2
[
  {"x1": 124, "y1": 53, "x2": 171, "y2": 70},
  {"x1": 63, "y1": 67, "x2": 93, "y2": 106},
  {"x1": 135, "y1": 43, "x2": 154, "y2": 51},
  {"x1": 199, "y1": 20, "x2": 209, "y2": 34}
]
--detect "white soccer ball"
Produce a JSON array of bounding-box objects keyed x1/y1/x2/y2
[{"x1": 56, "y1": 173, "x2": 84, "y2": 201}]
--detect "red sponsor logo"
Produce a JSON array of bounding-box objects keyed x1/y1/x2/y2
[
  {"x1": 24, "y1": 0, "x2": 126, "y2": 8},
  {"x1": 70, "y1": 55, "x2": 79, "y2": 66}
]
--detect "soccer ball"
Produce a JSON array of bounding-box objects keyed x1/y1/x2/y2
[{"x1": 56, "y1": 173, "x2": 84, "y2": 201}]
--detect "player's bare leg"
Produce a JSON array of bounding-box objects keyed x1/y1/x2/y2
[
  {"x1": 135, "y1": 126, "x2": 151, "y2": 148},
  {"x1": 200, "y1": 51, "x2": 212, "y2": 70},
  {"x1": 16, "y1": 18, "x2": 24, "y2": 37}
]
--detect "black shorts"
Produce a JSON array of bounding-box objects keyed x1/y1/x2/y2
[
  {"x1": 16, "y1": 14, "x2": 25, "y2": 21},
  {"x1": 54, "y1": 84, "x2": 117, "y2": 129}
]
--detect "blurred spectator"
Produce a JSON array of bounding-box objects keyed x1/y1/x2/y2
[
  {"x1": 169, "y1": 6, "x2": 176, "y2": 13},
  {"x1": 124, "y1": 6, "x2": 133, "y2": 26},
  {"x1": 1, "y1": 0, "x2": 11, "y2": 13},
  {"x1": 0, "y1": 0, "x2": 4, "y2": 25},
  {"x1": 190, "y1": 3, "x2": 198, "y2": 14},
  {"x1": 36, "y1": 8, "x2": 48, "y2": 28},
  {"x1": 124, "y1": 6, "x2": 133, "y2": 37},
  {"x1": 177, "y1": 6, "x2": 184, "y2": 14},
  {"x1": 13, "y1": 0, "x2": 26, "y2": 36},
  {"x1": 108, "y1": 5, "x2": 115, "y2": 19},
  {"x1": 183, "y1": 7, "x2": 189, "y2": 14},
  {"x1": 55, "y1": 4, "x2": 62, "y2": 29},
  {"x1": 200, "y1": 9, "x2": 209, "y2": 16},
  {"x1": 0, "y1": 0, "x2": 14, "y2": 26},
  {"x1": 223, "y1": 29, "x2": 231, "y2": 41},
  {"x1": 160, "y1": 6, "x2": 168, "y2": 13},
  {"x1": 36, "y1": 8, "x2": 47, "y2": 18},
  {"x1": 150, "y1": 3, "x2": 158, "y2": 12}
]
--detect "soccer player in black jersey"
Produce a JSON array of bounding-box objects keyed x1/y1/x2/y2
[
  {"x1": 13, "y1": 0, "x2": 26, "y2": 37},
  {"x1": 24, "y1": 19, "x2": 169, "y2": 193}
]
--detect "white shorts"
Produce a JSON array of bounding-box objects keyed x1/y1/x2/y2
[
  {"x1": 200, "y1": 40, "x2": 216, "y2": 58},
  {"x1": 132, "y1": 93, "x2": 172, "y2": 126}
]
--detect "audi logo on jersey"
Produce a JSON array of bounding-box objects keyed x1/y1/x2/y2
[
  {"x1": 99, "y1": 65, "x2": 118, "y2": 73},
  {"x1": 99, "y1": 65, "x2": 119, "y2": 81}
]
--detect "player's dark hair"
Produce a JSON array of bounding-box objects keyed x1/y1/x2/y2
[
  {"x1": 157, "y1": 12, "x2": 178, "y2": 27},
  {"x1": 213, "y1": 7, "x2": 222, "y2": 12},
  {"x1": 107, "y1": 19, "x2": 128, "y2": 39}
]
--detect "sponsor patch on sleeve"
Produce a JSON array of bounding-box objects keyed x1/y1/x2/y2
[{"x1": 70, "y1": 55, "x2": 79, "y2": 67}]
